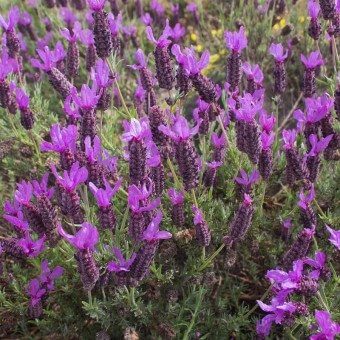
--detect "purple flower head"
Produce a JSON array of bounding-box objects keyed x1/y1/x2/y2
[
  {"x1": 304, "y1": 251, "x2": 326, "y2": 280},
  {"x1": 159, "y1": 114, "x2": 201, "y2": 142},
  {"x1": 146, "y1": 142, "x2": 161, "y2": 167},
  {"x1": 108, "y1": 12, "x2": 122, "y2": 36},
  {"x1": 129, "y1": 48, "x2": 148, "y2": 70},
  {"x1": 146, "y1": 19, "x2": 172, "y2": 47},
  {"x1": 261, "y1": 131, "x2": 275, "y2": 150},
  {"x1": 128, "y1": 183, "x2": 160, "y2": 213},
  {"x1": 60, "y1": 22, "x2": 82, "y2": 43},
  {"x1": 211, "y1": 132, "x2": 226, "y2": 148},
  {"x1": 39, "y1": 260, "x2": 64, "y2": 291},
  {"x1": 150, "y1": 0, "x2": 165, "y2": 16},
  {"x1": 308, "y1": 0, "x2": 320, "y2": 18},
  {"x1": 224, "y1": 26, "x2": 248, "y2": 52},
  {"x1": 181, "y1": 48, "x2": 210, "y2": 75},
  {"x1": 326, "y1": 225, "x2": 340, "y2": 250},
  {"x1": 107, "y1": 248, "x2": 137, "y2": 272},
  {"x1": 64, "y1": 96, "x2": 81, "y2": 120},
  {"x1": 170, "y1": 23, "x2": 186, "y2": 42},
  {"x1": 91, "y1": 59, "x2": 112, "y2": 88},
  {"x1": 167, "y1": 188, "x2": 184, "y2": 205},
  {"x1": 27, "y1": 279, "x2": 46, "y2": 306},
  {"x1": 31, "y1": 46, "x2": 57, "y2": 71},
  {"x1": 234, "y1": 92, "x2": 263, "y2": 122},
  {"x1": 58, "y1": 222, "x2": 99, "y2": 250},
  {"x1": 134, "y1": 83, "x2": 146, "y2": 102},
  {"x1": 101, "y1": 149, "x2": 118, "y2": 172},
  {"x1": 87, "y1": 0, "x2": 106, "y2": 11},
  {"x1": 141, "y1": 12, "x2": 153, "y2": 26},
  {"x1": 89, "y1": 177, "x2": 121, "y2": 207},
  {"x1": 282, "y1": 218, "x2": 292, "y2": 229},
  {"x1": 171, "y1": 44, "x2": 192, "y2": 69},
  {"x1": 192, "y1": 205, "x2": 205, "y2": 224},
  {"x1": 186, "y1": 2, "x2": 198, "y2": 12},
  {"x1": 122, "y1": 118, "x2": 151, "y2": 143},
  {"x1": 310, "y1": 310, "x2": 340, "y2": 340},
  {"x1": 80, "y1": 29, "x2": 95, "y2": 46},
  {"x1": 0, "y1": 6, "x2": 20, "y2": 31},
  {"x1": 259, "y1": 111, "x2": 276, "y2": 133},
  {"x1": 256, "y1": 290, "x2": 297, "y2": 337},
  {"x1": 86, "y1": 10, "x2": 94, "y2": 26},
  {"x1": 32, "y1": 173, "x2": 54, "y2": 199},
  {"x1": 15, "y1": 87, "x2": 30, "y2": 110},
  {"x1": 71, "y1": 84, "x2": 100, "y2": 110},
  {"x1": 51, "y1": 161, "x2": 88, "y2": 191},
  {"x1": 60, "y1": 7, "x2": 77, "y2": 27},
  {"x1": 235, "y1": 169, "x2": 260, "y2": 186},
  {"x1": 298, "y1": 185, "x2": 315, "y2": 210},
  {"x1": 0, "y1": 53, "x2": 14, "y2": 80},
  {"x1": 122, "y1": 25, "x2": 137, "y2": 38},
  {"x1": 15, "y1": 181, "x2": 33, "y2": 205},
  {"x1": 308, "y1": 134, "x2": 333, "y2": 156},
  {"x1": 243, "y1": 193, "x2": 253, "y2": 206},
  {"x1": 305, "y1": 94, "x2": 334, "y2": 122},
  {"x1": 3, "y1": 210, "x2": 29, "y2": 232},
  {"x1": 242, "y1": 62, "x2": 264, "y2": 84},
  {"x1": 142, "y1": 210, "x2": 172, "y2": 242},
  {"x1": 18, "y1": 233, "x2": 46, "y2": 258},
  {"x1": 269, "y1": 43, "x2": 288, "y2": 62},
  {"x1": 206, "y1": 161, "x2": 223, "y2": 169},
  {"x1": 53, "y1": 41, "x2": 67, "y2": 63},
  {"x1": 282, "y1": 129, "x2": 297, "y2": 150},
  {"x1": 84, "y1": 135, "x2": 102, "y2": 163},
  {"x1": 19, "y1": 11, "x2": 32, "y2": 26},
  {"x1": 41, "y1": 124, "x2": 78, "y2": 154},
  {"x1": 301, "y1": 51, "x2": 324, "y2": 69}
]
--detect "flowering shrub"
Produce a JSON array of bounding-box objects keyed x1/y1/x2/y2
[{"x1": 0, "y1": 0, "x2": 339, "y2": 338}]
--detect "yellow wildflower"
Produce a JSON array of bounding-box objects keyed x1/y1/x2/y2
[
  {"x1": 195, "y1": 44, "x2": 203, "y2": 52},
  {"x1": 210, "y1": 54, "x2": 220, "y2": 64},
  {"x1": 211, "y1": 29, "x2": 218, "y2": 36},
  {"x1": 279, "y1": 18, "x2": 286, "y2": 28},
  {"x1": 273, "y1": 23, "x2": 280, "y2": 31},
  {"x1": 190, "y1": 33, "x2": 198, "y2": 42},
  {"x1": 298, "y1": 16, "x2": 305, "y2": 23}
]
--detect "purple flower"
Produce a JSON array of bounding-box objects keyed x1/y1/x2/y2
[
  {"x1": 15, "y1": 180, "x2": 33, "y2": 205},
  {"x1": 108, "y1": 12, "x2": 122, "y2": 36},
  {"x1": 186, "y1": 2, "x2": 198, "y2": 13},
  {"x1": 298, "y1": 185, "x2": 315, "y2": 210},
  {"x1": 18, "y1": 233, "x2": 45, "y2": 258},
  {"x1": 282, "y1": 218, "x2": 292, "y2": 230},
  {"x1": 261, "y1": 131, "x2": 275, "y2": 150},
  {"x1": 32, "y1": 173, "x2": 54, "y2": 199},
  {"x1": 53, "y1": 41, "x2": 67, "y2": 63},
  {"x1": 308, "y1": 134, "x2": 333, "y2": 156},
  {"x1": 169, "y1": 23, "x2": 186, "y2": 42},
  {"x1": 107, "y1": 247, "x2": 136, "y2": 272},
  {"x1": 242, "y1": 62, "x2": 264, "y2": 84},
  {"x1": 0, "y1": 53, "x2": 14, "y2": 80},
  {"x1": 80, "y1": 29, "x2": 95, "y2": 46},
  {"x1": 259, "y1": 111, "x2": 276, "y2": 133},
  {"x1": 301, "y1": 51, "x2": 324, "y2": 69},
  {"x1": 232, "y1": 92, "x2": 263, "y2": 122},
  {"x1": 14, "y1": 87, "x2": 30, "y2": 110},
  {"x1": 129, "y1": 48, "x2": 148, "y2": 70},
  {"x1": 159, "y1": 114, "x2": 200, "y2": 142},
  {"x1": 87, "y1": 0, "x2": 106, "y2": 11},
  {"x1": 326, "y1": 225, "x2": 340, "y2": 250},
  {"x1": 150, "y1": 0, "x2": 165, "y2": 16},
  {"x1": 282, "y1": 129, "x2": 297, "y2": 149},
  {"x1": 60, "y1": 8, "x2": 77, "y2": 27},
  {"x1": 3, "y1": 210, "x2": 29, "y2": 233},
  {"x1": 224, "y1": 26, "x2": 248, "y2": 52},
  {"x1": 41, "y1": 124, "x2": 78, "y2": 154},
  {"x1": 183, "y1": 48, "x2": 210, "y2": 75},
  {"x1": 91, "y1": 59, "x2": 112, "y2": 89},
  {"x1": 211, "y1": 132, "x2": 226, "y2": 148},
  {"x1": 58, "y1": 222, "x2": 99, "y2": 250},
  {"x1": 0, "y1": 6, "x2": 20, "y2": 31},
  {"x1": 142, "y1": 210, "x2": 172, "y2": 242},
  {"x1": 128, "y1": 183, "x2": 160, "y2": 213},
  {"x1": 141, "y1": 12, "x2": 153, "y2": 26},
  {"x1": 89, "y1": 177, "x2": 121, "y2": 207},
  {"x1": 167, "y1": 188, "x2": 184, "y2": 205},
  {"x1": 51, "y1": 161, "x2": 88, "y2": 191},
  {"x1": 84, "y1": 135, "x2": 102, "y2": 163},
  {"x1": 235, "y1": 169, "x2": 260, "y2": 186},
  {"x1": 31, "y1": 46, "x2": 58, "y2": 71},
  {"x1": 310, "y1": 310, "x2": 340, "y2": 340},
  {"x1": 64, "y1": 95, "x2": 81, "y2": 121},
  {"x1": 39, "y1": 260, "x2": 64, "y2": 291},
  {"x1": 71, "y1": 84, "x2": 100, "y2": 110},
  {"x1": 146, "y1": 19, "x2": 172, "y2": 47},
  {"x1": 304, "y1": 251, "x2": 327, "y2": 280},
  {"x1": 269, "y1": 43, "x2": 288, "y2": 62},
  {"x1": 308, "y1": 0, "x2": 321, "y2": 18},
  {"x1": 122, "y1": 118, "x2": 151, "y2": 143},
  {"x1": 26, "y1": 279, "x2": 46, "y2": 306}
]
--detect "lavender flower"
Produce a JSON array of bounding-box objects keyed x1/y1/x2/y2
[
  {"x1": 26, "y1": 279, "x2": 45, "y2": 318},
  {"x1": 168, "y1": 188, "x2": 185, "y2": 228},
  {"x1": 308, "y1": 0, "x2": 322, "y2": 40},
  {"x1": 169, "y1": 23, "x2": 186, "y2": 43},
  {"x1": 147, "y1": 143, "x2": 165, "y2": 196},
  {"x1": 59, "y1": 222, "x2": 100, "y2": 291},
  {"x1": 203, "y1": 161, "x2": 222, "y2": 188},
  {"x1": 0, "y1": 238, "x2": 26, "y2": 261},
  {"x1": 80, "y1": 29, "x2": 96, "y2": 72},
  {"x1": 326, "y1": 225, "x2": 340, "y2": 250},
  {"x1": 134, "y1": 83, "x2": 146, "y2": 117},
  {"x1": 304, "y1": 251, "x2": 330, "y2": 281},
  {"x1": 89, "y1": 177, "x2": 121, "y2": 229},
  {"x1": 224, "y1": 26, "x2": 248, "y2": 92},
  {"x1": 141, "y1": 13, "x2": 153, "y2": 26},
  {"x1": 108, "y1": 12, "x2": 122, "y2": 55},
  {"x1": 17, "y1": 233, "x2": 45, "y2": 258},
  {"x1": 281, "y1": 218, "x2": 293, "y2": 241},
  {"x1": 310, "y1": 310, "x2": 340, "y2": 339},
  {"x1": 0, "y1": 6, "x2": 20, "y2": 57},
  {"x1": 211, "y1": 132, "x2": 227, "y2": 162},
  {"x1": 242, "y1": 62, "x2": 264, "y2": 94},
  {"x1": 122, "y1": 118, "x2": 151, "y2": 185},
  {"x1": 192, "y1": 206, "x2": 211, "y2": 246},
  {"x1": 301, "y1": 51, "x2": 324, "y2": 98},
  {"x1": 269, "y1": 43, "x2": 288, "y2": 94},
  {"x1": 0, "y1": 54, "x2": 16, "y2": 111},
  {"x1": 298, "y1": 185, "x2": 317, "y2": 229},
  {"x1": 159, "y1": 114, "x2": 200, "y2": 190},
  {"x1": 60, "y1": 7, "x2": 77, "y2": 31},
  {"x1": 51, "y1": 162, "x2": 88, "y2": 223},
  {"x1": 258, "y1": 131, "x2": 274, "y2": 180},
  {"x1": 41, "y1": 124, "x2": 78, "y2": 170},
  {"x1": 193, "y1": 99, "x2": 210, "y2": 134},
  {"x1": 18, "y1": 11, "x2": 36, "y2": 41},
  {"x1": 146, "y1": 20, "x2": 174, "y2": 90},
  {"x1": 319, "y1": 0, "x2": 336, "y2": 19},
  {"x1": 88, "y1": 0, "x2": 113, "y2": 59},
  {"x1": 39, "y1": 260, "x2": 64, "y2": 292},
  {"x1": 14, "y1": 87, "x2": 35, "y2": 130}
]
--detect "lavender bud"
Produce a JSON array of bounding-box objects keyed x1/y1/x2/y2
[
  {"x1": 75, "y1": 249, "x2": 99, "y2": 291},
  {"x1": 258, "y1": 148, "x2": 273, "y2": 180},
  {"x1": 303, "y1": 68, "x2": 316, "y2": 98},
  {"x1": 285, "y1": 148, "x2": 308, "y2": 183},
  {"x1": 0, "y1": 81, "x2": 16, "y2": 112},
  {"x1": 47, "y1": 68, "x2": 73, "y2": 99},
  {"x1": 190, "y1": 73, "x2": 216, "y2": 103},
  {"x1": 108, "y1": 0, "x2": 120, "y2": 16},
  {"x1": 80, "y1": 109, "x2": 97, "y2": 150},
  {"x1": 129, "y1": 211, "x2": 145, "y2": 242},
  {"x1": 319, "y1": 0, "x2": 336, "y2": 20},
  {"x1": 0, "y1": 238, "x2": 26, "y2": 261},
  {"x1": 29, "y1": 300, "x2": 43, "y2": 319},
  {"x1": 244, "y1": 121, "x2": 261, "y2": 164},
  {"x1": 308, "y1": 18, "x2": 322, "y2": 40},
  {"x1": 129, "y1": 140, "x2": 147, "y2": 185},
  {"x1": 150, "y1": 163, "x2": 165, "y2": 196},
  {"x1": 306, "y1": 155, "x2": 320, "y2": 182},
  {"x1": 6, "y1": 31, "x2": 20, "y2": 58},
  {"x1": 22, "y1": 204, "x2": 46, "y2": 237},
  {"x1": 98, "y1": 205, "x2": 116, "y2": 230},
  {"x1": 93, "y1": 11, "x2": 113, "y2": 59},
  {"x1": 59, "y1": 186, "x2": 84, "y2": 224},
  {"x1": 86, "y1": 44, "x2": 97, "y2": 72},
  {"x1": 97, "y1": 87, "x2": 112, "y2": 111},
  {"x1": 299, "y1": 205, "x2": 317, "y2": 229},
  {"x1": 66, "y1": 42, "x2": 79, "y2": 80},
  {"x1": 154, "y1": 46, "x2": 174, "y2": 90},
  {"x1": 20, "y1": 108, "x2": 35, "y2": 130},
  {"x1": 44, "y1": 0, "x2": 56, "y2": 7},
  {"x1": 335, "y1": 84, "x2": 340, "y2": 120},
  {"x1": 60, "y1": 149, "x2": 76, "y2": 170},
  {"x1": 235, "y1": 120, "x2": 247, "y2": 153},
  {"x1": 193, "y1": 207, "x2": 211, "y2": 247},
  {"x1": 273, "y1": 61, "x2": 286, "y2": 94},
  {"x1": 227, "y1": 51, "x2": 241, "y2": 92},
  {"x1": 71, "y1": 0, "x2": 86, "y2": 10},
  {"x1": 175, "y1": 65, "x2": 191, "y2": 95}
]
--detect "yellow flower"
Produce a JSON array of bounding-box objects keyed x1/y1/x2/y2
[
  {"x1": 298, "y1": 16, "x2": 305, "y2": 23},
  {"x1": 273, "y1": 23, "x2": 280, "y2": 31},
  {"x1": 195, "y1": 44, "x2": 203, "y2": 52},
  {"x1": 210, "y1": 54, "x2": 220, "y2": 64},
  {"x1": 219, "y1": 49, "x2": 227, "y2": 56},
  {"x1": 216, "y1": 28, "x2": 223, "y2": 38},
  {"x1": 190, "y1": 33, "x2": 198, "y2": 42},
  {"x1": 279, "y1": 18, "x2": 286, "y2": 28},
  {"x1": 211, "y1": 29, "x2": 218, "y2": 36}
]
